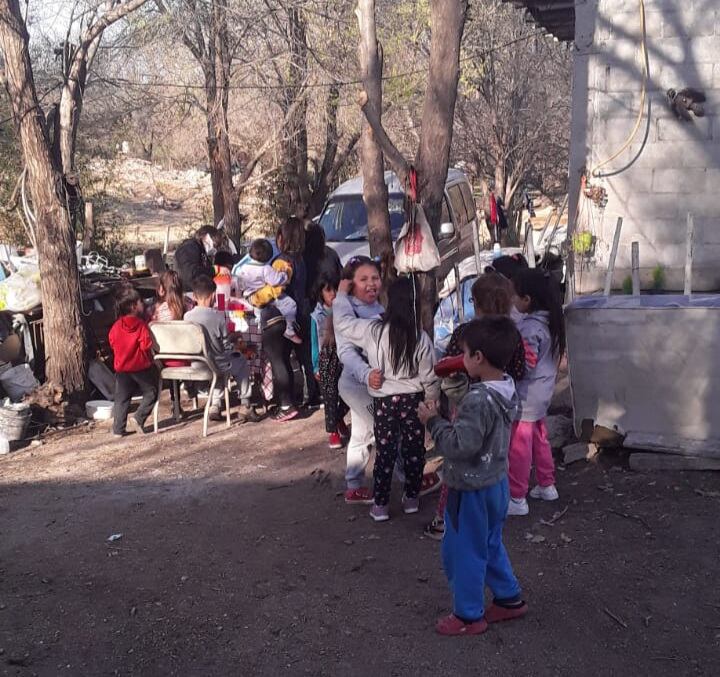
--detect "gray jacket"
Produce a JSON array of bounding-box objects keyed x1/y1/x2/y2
[
  {"x1": 335, "y1": 294, "x2": 384, "y2": 386},
  {"x1": 428, "y1": 377, "x2": 517, "y2": 491},
  {"x1": 334, "y1": 292, "x2": 440, "y2": 400},
  {"x1": 515, "y1": 310, "x2": 557, "y2": 421}
]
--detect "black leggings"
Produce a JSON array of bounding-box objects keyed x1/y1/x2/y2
[
  {"x1": 292, "y1": 311, "x2": 320, "y2": 404},
  {"x1": 372, "y1": 392, "x2": 426, "y2": 505},
  {"x1": 262, "y1": 321, "x2": 294, "y2": 408}
]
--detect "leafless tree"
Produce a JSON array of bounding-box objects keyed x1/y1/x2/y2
[
  {"x1": 357, "y1": 0, "x2": 468, "y2": 329},
  {"x1": 0, "y1": 0, "x2": 87, "y2": 397},
  {"x1": 453, "y1": 1, "x2": 571, "y2": 229}
]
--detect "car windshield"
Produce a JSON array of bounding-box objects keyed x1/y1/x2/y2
[{"x1": 319, "y1": 195, "x2": 406, "y2": 242}]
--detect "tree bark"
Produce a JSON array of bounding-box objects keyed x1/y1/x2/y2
[
  {"x1": 356, "y1": 0, "x2": 392, "y2": 263},
  {"x1": 0, "y1": 0, "x2": 87, "y2": 397},
  {"x1": 415, "y1": 0, "x2": 467, "y2": 235},
  {"x1": 357, "y1": 0, "x2": 468, "y2": 333}
]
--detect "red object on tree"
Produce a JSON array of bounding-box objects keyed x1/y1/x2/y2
[{"x1": 489, "y1": 191, "x2": 498, "y2": 225}]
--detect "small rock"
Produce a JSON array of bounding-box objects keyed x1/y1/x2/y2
[
  {"x1": 343, "y1": 539, "x2": 354, "y2": 546},
  {"x1": 562, "y1": 442, "x2": 597, "y2": 465},
  {"x1": 130, "y1": 607, "x2": 137, "y2": 616},
  {"x1": 180, "y1": 575, "x2": 188, "y2": 583},
  {"x1": 546, "y1": 414, "x2": 575, "y2": 449},
  {"x1": 417, "y1": 574, "x2": 429, "y2": 583},
  {"x1": 560, "y1": 533, "x2": 572, "y2": 543}
]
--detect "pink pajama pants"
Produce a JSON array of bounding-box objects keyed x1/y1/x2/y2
[{"x1": 508, "y1": 419, "x2": 555, "y2": 499}]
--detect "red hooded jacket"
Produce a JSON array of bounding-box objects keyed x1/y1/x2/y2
[{"x1": 109, "y1": 315, "x2": 154, "y2": 373}]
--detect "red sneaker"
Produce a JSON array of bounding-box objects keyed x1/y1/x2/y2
[
  {"x1": 344, "y1": 487, "x2": 374, "y2": 504},
  {"x1": 435, "y1": 614, "x2": 488, "y2": 636},
  {"x1": 328, "y1": 432, "x2": 343, "y2": 449},
  {"x1": 485, "y1": 602, "x2": 528, "y2": 624}
]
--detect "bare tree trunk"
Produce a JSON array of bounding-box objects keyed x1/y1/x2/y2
[
  {"x1": 206, "y1": 128, "x2": 225, "y2": 224},
  {"x1": 357, "y1": 0, "x2": 467, "y2": 333},
  {"x1": 0, "y1": 0, "x2": 87, "y2": 397},
  {"x1": 356, "y1": 0, "x2": 392, "y2": 263},
  {"x1": 416, "y1": 0, "x2": 467, "y2": 235}
]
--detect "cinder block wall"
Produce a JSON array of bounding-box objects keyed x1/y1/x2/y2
[{"x1": 568, "y1": 0, "x2": 720, "y2": 292}]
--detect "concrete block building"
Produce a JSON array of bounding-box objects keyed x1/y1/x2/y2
[{"x1": 507, "y1": 0, "x2": 720, "y2": 292}]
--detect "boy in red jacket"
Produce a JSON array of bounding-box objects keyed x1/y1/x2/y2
[{"x1": 108, "y1": 286, "x2": 158, "y2": 437}]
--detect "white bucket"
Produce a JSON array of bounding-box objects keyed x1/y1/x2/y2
[{"x1": 86, "y1": 400, "x2": 114, "y2": 421}]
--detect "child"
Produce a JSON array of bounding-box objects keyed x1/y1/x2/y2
[
  {"x1": 507, "y1": 268, "x2": 565, "y2": 516},
  {"x1": 149, "y1": 270, "x2": 193, "y2": 323},
  {"x1": 311, "y1": 272, "x2": 349, "y2": 449},
  {"x1": 109, "y1": 286, "x2": 158, "y2": 437},
  {"x1": 334, "y1": 276, "x2": 440, "y2": 522},
  {"x1": 424, "y1": 272, "x2": 527, "y2": 540},
  {"x1": 419, "y1": 317, "x2": 527, "y2": 636},
  {"x1": 184, "y1": 275, "x2": 258, "y2": 424},
  {"x1": 234, "y1": 238, "x2": 301, "y2": 344}
]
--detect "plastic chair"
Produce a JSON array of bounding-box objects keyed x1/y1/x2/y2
[{"x1": 149, "y1": 321, "x2": 231, "y2": 437}]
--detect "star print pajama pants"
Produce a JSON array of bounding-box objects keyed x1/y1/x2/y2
[{"x1": 372, "y1": 392, "x2": 425, "y2": 506}]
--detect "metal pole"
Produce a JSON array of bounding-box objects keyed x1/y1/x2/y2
[
  {"x1": 631, "y1": 241, "x2": 640, "y2": 295},
  {"x1": 472, "y1": 211, "x2": 484, "y2": 277},
  {"x1": 603, "y1": 217, "x2": 624, "y2": 297},
  {"x1": 684, "y1": 212, "x2": 694, "y2": 296},
  {"x1": 526, "y1": 221, "x2": 536, "y2": 268}
]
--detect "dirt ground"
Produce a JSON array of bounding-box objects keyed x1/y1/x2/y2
[{"x1": 1, "y1": 406, "x2": 720, "y2": 676}]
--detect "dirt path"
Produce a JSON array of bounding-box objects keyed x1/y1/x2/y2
[{"x1": 1, "y1": 412, "x2": 720, "y2": 675}]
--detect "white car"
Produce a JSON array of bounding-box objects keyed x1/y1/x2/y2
[{"x1": 318, "y1": 168, "x2": 483, "y2": 282}]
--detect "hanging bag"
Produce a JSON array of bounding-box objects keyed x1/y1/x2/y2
[{"x1": 394, "y1": 204, "x2": 441, "y2": 273}]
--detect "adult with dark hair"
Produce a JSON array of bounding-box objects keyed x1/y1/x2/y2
[
  {"x1": 274, "y1": 217, "x2": 321, "y2": 415},
  {"x1": 304, "y1": 222, "x2": 342, "y2": 299},
  {"x1": 335, "y1": 256, "x2": 384, "y2": 502},
  {"x1": 174, "y1": 225, "x2": 222, "y2": 291},
  {"x1": 260, "y1": 305, "x2": 296, "y2": 415}
]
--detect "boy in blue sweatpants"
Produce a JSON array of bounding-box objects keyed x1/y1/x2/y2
[{"x1": 419, "y1": 316, "x2": 528, "y2": 636}]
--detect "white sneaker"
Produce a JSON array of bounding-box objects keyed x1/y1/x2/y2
[
  {"x1": 507, "y1": 497, "x2": 529, "y2": 516},
  {"x1": 529, "y1": 484, "x2": 560, "y2": 501}
]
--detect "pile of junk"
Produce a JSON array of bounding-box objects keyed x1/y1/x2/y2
[{"x1": 0, "y1": 242, "x2": 158, "y2": 454}]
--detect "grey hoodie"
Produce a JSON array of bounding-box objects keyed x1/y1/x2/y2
[
  {"x1": 428, "y1": 376, "x2": 517, "y2": 491},
  {"x1": 515, "y1": 310, "x2": 557, "y2": 422}
]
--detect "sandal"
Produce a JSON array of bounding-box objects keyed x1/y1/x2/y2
[
  {"x1": 485, "y1": 601, "x2": 528, "y2": 624},
  {"x1": 435, "y1": 614, "x2": 488, "y2": 636},
  {"x1": 419, "y1": 471, "x2": 442, "y2": 497}
]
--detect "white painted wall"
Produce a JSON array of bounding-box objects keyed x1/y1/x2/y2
[{"x1": 568, "y1": 0, "x2": 720, "y2": 292}]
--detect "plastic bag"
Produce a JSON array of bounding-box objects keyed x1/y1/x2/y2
[
  {"x1": 0, "y1": 266, "x2": 42, "y2": 313},
  {"x1": 0, "y1": 363, "x2": 39, "y2": 401},
  {"x1": 394, "y1": 205, "x2": 441, "y2": 273}
]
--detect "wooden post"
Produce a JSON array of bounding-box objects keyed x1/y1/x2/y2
[
  {"x1": 631, "y1": 241, "x2": 640, "y2": 295},
  {"x1": 526, "y1": 221, "x2": 536, "y2": 268},
  {"x1": 163, "y1": 223, "x2": 171, "y2": 256},
  {"x1": 684, "y1": 212, "x2": 694, "y2": 296},
  {"x1": 83, "y1": 201, "x2": 94, "y2": 251},
  {"x1": 603, "y1": 217, "x2": 623, "y2": 296}
]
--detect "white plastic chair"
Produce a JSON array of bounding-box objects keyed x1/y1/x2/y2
[{"x1": 149, "y1": 321, "x2": 231, "y2": 437}]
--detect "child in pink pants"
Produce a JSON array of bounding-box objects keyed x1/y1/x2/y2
[{"x1": 507, "y1": 269, "x2": 565, "y2": 517}]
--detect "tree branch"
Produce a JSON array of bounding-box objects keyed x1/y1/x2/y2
[{"x1": 357, "y1": 89, "x2": 410, "y2": 187}]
